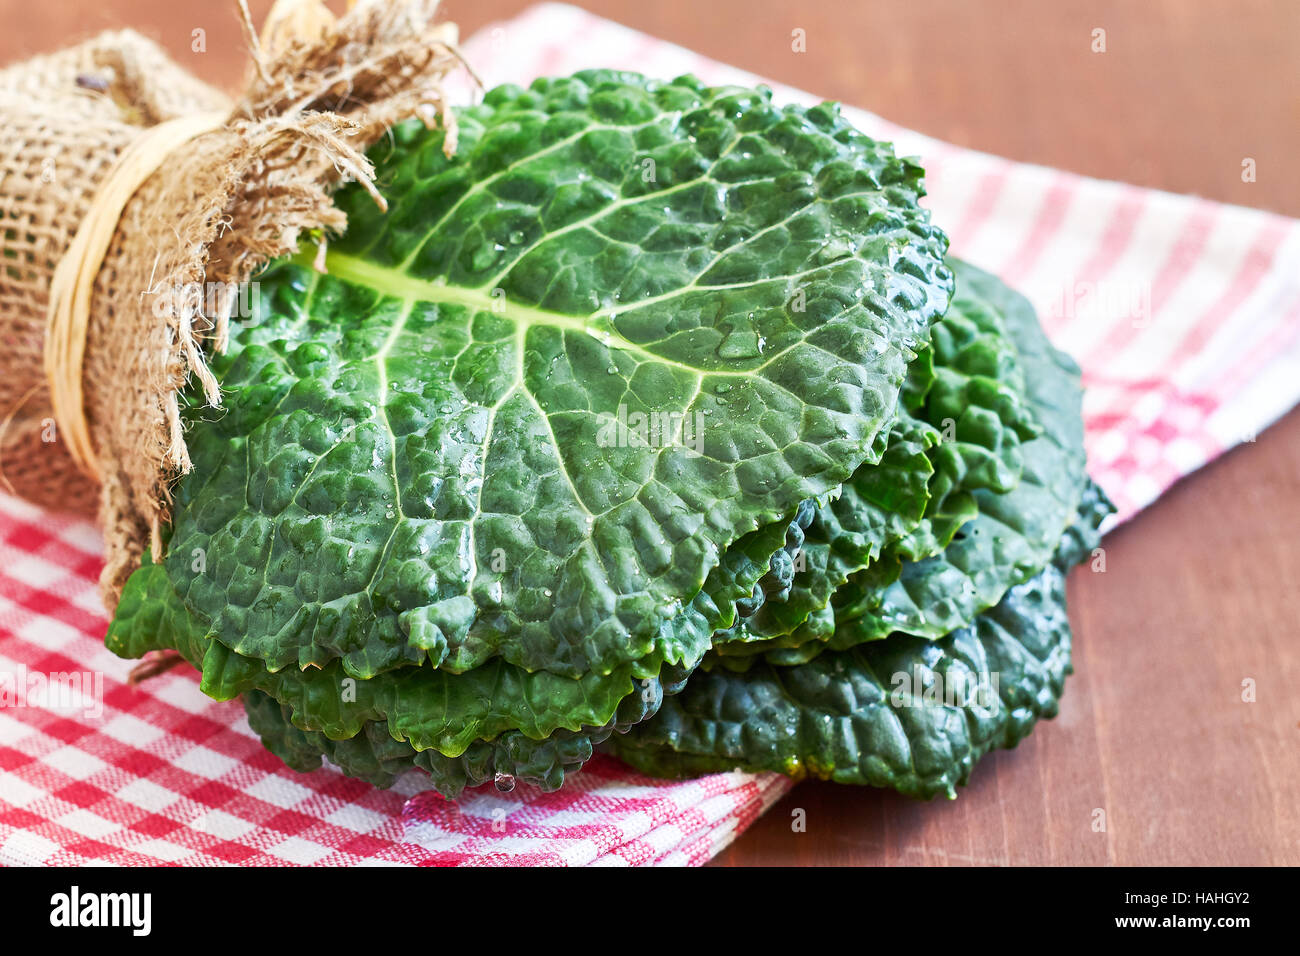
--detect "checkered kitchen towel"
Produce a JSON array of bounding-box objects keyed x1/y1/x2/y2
[{"x1": 2, "y1": 3, "x2": 1298, "y2": 866}]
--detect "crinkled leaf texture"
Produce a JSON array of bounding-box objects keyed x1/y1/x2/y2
[
  {"x1": 605, "y1": 487, "x2": 1109, "y2": 798},
  {"x1": 763, "y1": 258, "x2": 1092, "y2": 664},
  {"x1": 712, "y1": 258, "x2": 1044, "y2": 660},
  {"x1": 195, "y1": 262, "x2": 1111, "y2": 799},
  {"x1": 105, "y1": 510, "x2": 805, "y2": 794},
  {"x1": 605, "y1": 261, "x2": 1112, "y2": 796},
  {"x1": 106, "y1": 71, "x2": 955, "y2": 794},
  {"x1": 157, "y1": 69, "x2": 952, "y2": 685},
  {"x1": 239, "y1": 484, "x2": 1108, "y2": 797}
]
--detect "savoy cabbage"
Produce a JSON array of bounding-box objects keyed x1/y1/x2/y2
[{"x1": 106, "y1": 70, "x2": 1109, "y2": 799}]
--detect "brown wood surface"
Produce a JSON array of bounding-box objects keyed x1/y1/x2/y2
[{"x1": 4, "y1": 0, "x2": 1296, "y2": 866}]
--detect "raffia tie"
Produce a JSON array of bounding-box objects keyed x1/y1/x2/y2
[{"x1": 43, "y1": 110, "x2": 227, "y2": 480}]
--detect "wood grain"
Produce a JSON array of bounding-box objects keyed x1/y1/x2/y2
[{"x1": 4, "y1": 0, "x2": 1295, "y2": 866}]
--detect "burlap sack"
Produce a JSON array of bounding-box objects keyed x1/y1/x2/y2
[{"x1": 0, "y1": 0, "x2": 463, "y2": 606}]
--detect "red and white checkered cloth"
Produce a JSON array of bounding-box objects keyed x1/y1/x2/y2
[{"x1": 2, "y1": 3, "x2": 1298, "y2": 866}]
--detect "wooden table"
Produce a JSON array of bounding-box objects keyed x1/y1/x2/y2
[{"x1": 5, "y1": 0, "x2": 1296, "y2": 866}]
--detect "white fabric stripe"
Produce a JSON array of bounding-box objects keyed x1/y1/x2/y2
[{"x1": 1180, "y1": 226, "x2": 1300, "y2": 390}]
